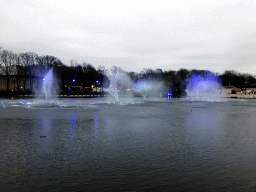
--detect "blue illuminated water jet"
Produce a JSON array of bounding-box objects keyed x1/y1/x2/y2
[
  {"x1": 186, "y1": 72, "x2": 225, "y2": 102},
  {"x1": 41, "y1": 68, "x2": 59, "y2": 100}
]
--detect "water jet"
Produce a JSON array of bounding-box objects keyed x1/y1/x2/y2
[
  {"x1": 41, "y1": 68, "x2": 59, "y2": 100},
  {"x1": 186, "y1": 72, "x2": 225, "y2": 102},
  {"x1": 108, "y1": 71, "x2": 134, "y2": 103}
]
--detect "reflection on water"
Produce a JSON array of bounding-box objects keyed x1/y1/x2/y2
[
  {"x1": 67, "y1": 111, "x2": 77, "y2": 164},
  {"x1": 1, "y1": 99, "x2": 256, "y2": 191},
  {"x1": 187, "y1": 108, "x2": 223, "y2": 148},
  {"x1": 94, "y1": 115, "x2": 99, "y2": 142}
]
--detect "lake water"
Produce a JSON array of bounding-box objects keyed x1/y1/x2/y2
[{"x1": 1, "y1": 97, "x2": 256, "y2": 191}]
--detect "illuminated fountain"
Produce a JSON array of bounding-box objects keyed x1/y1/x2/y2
[
  {"x1": 11, "y1": 68, "x2": 61, "y2": 109},
  {"x1": 107, "y1": 71, "x2": 167, "y2": 104},
  {"x1": 42, "y1": 68, "x2": 59, "y2": 100},
  {"x1": 34, "y1": 68, "x2": 60, "y2": 101},
  {"x1": 108, "y1": 71, "x2": 134, "y2": 104},
  {"x1": 186, "y1": 72, "x2": 225, "y2": 102}
]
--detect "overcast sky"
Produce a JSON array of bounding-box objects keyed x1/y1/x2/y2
[{"x1": 1, "y1": 0, "x2": 256, "y2": 74}]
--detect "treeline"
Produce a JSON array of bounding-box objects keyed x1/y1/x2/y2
[
  {"x1": 0, "y1": 47, "x2": 256, "y2": 97},
  {"x1": 0, "y1": 48, "x2": 108, "y2": 96}
]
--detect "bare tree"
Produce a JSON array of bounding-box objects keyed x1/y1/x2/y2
[
  {"x1": 97, "y1": 65, "x2": 109, "y2": 92},
  {"x1": 97, "y1": 65, "x2": 108, "y2": 77},
  {"x1": 110, "y1": 66, "x2": 124, "y2": 75},
  {"x1": 70, "y1": 59, "x2": 78, "y2": 67},
  {"x1": 0, "y1": 50, "x2": 18, "y2": 90},
  {"x1": 20, "y1": 52, "x2": 37, "y2": 92}
]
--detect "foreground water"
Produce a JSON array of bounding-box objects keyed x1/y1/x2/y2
[{"x1": 1, "y1": 97, "x2": 256, "y2": 191}]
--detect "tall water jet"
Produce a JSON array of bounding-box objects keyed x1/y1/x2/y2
[
  {"x1": 186, "y1": 72, "x2": 225, "y2": 102},
  {"x1": 42, "y1": 68, "x2": 59, "y2": 100},
  {"x1": 108, "y1": 71, "x2": 133, "y2": 103}
]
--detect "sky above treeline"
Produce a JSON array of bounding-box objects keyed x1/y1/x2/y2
[{"x1": 1, "y1": 0, "x2": 256, "y2": 74}]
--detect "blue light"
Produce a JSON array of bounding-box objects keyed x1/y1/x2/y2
[
  {"x1": 96, "y1": 80, "x2": 99, "y2": 83},
  {"x1": 43, "y1": 78, "x2": 45, "y2": 81},
  {"x1": 70, "y1": 117, "x2": 75, "y2": 129},
  {"x1": 167, "y1": 93, "x2": 172, "y2": 98},
  {"x1": 72, "y1": 79, "x2": 75, "y2": 82}
]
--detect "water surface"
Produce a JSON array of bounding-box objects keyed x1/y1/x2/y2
[{"x1": 1, "y1": 98, "x2": 256, "y2": 191}]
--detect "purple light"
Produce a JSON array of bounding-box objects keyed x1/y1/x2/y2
[
  {"x1": 72, "y1": 79, "x2": 75, "y2": 82},
  {"x1": 43, "y1": 78, "x2": 45, "y2": 81}
]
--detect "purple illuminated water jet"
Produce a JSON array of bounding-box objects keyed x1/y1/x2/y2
[{"x1": 186, "y1": 72, "x2": 225, "y2": 102}]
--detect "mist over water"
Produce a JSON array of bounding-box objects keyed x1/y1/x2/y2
[
  {"x1": 134, "y1": 79, "x2": 166, "y2": 99},
  {"x1": 186, "y1": 72, "x2": 225, "y2": 102},
  {"x1": 107, "y1": 70, "x2": 169, "y2": 104}
]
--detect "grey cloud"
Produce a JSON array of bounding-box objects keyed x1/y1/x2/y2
[{"x1": 1, "y1": 0, "x2": 256, "y2": 74}]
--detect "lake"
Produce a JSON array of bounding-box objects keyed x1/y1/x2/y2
[{"x1": 1, "y1": 97, "x2": 256, "y2": 191}]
